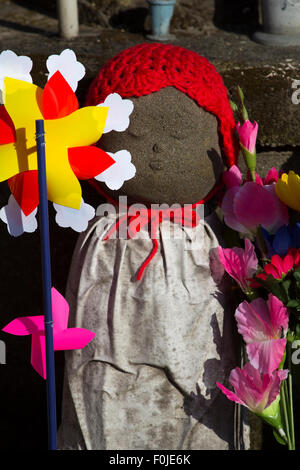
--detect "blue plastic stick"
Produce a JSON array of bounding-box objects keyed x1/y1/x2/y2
[{"x1": 35, "y1": 119, "x2": 57, "y2": 450}]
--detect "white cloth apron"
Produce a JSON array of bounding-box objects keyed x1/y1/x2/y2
[{"x1": 58, "y1": 212, "x2": 249, "y2": 450}]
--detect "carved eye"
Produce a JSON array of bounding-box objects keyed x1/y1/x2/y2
[
  {"x1": 170, "y1": 121, "x2": 199, "y2": 141},
  {"x1": 152, "y1": 143, "x2": 163, "y2": 153},
  {"x1": 128, "y1": 123, "x2": 151, "y2": 138},
  {"x1": 169, "y1": 129, "x2": 188, "y2": 141}
]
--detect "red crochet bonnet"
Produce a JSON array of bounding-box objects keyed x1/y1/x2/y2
[{"x1": 86, "y1": 42, "x2": 239, "y2": 170}]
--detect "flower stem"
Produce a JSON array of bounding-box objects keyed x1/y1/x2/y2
[
  {"x1": 256, "y1": 225, "x2": 267, "y2": 259},
  {"x1": 288, "y1": 374, "x2": 295, "y2": 449},
  {"x1": 287, "y1": 342, "x2": 295, "y2": 449},
  {"x1": 280, "y1": 381, "x2": 292, "y2": 449}
]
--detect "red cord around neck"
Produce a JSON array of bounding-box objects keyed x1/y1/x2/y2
[{"x1": 88, "y1": 179, "x2": 223, "y2": 281}]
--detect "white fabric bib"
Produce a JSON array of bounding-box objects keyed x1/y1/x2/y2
[{"x1": 58, "y1": 212, "x2": 249, "y2": 450}]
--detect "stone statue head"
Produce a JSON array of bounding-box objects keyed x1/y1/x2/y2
[{"x1": 86, "y1": 43, "x2": 239, "y2": 207}]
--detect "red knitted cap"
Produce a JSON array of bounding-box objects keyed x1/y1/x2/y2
[{"x1": 86, "y1": 43, "x2": 239, "y2": 168}]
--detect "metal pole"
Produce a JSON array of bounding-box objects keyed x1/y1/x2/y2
[
  {"x1": 36, "y1": 119, "x2": 57, "y2": 451},
  {"x1": 57, "y1": 0, "x2": 79, "y2": 39}
]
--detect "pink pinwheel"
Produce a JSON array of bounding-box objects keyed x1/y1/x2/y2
[
  {"x1": 235, "y1": 294, "x2": 289, "y2": 375},
  {"x1": 2, "y1": 288, "x2": 95, "y2": 378},
  {"x1": 217, "y1": 238, "x2": 258, "y2": 292},
  {"x1": 217, "y1": 362, "x2": 288, "y2": 415},
  {"x1": 236, "y1": 120, "x2": 258, "y2": 154}
]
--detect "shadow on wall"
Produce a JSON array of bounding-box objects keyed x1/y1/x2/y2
[
  {"x1": 281, "y1": 149, "x2": 300, "y2": 175},
  {"x1": 110, "y1": 8, "x2": 148, "y2": 33},
  {"x1": 214, "y1": 0, "x2": 259, "y2": 34},
  {"x1": 11, "y1": 0, "x2": 57, "y2": 17}
]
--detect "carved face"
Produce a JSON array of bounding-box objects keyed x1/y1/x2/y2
[{"x1": 98, "y1": 87, "x2": 225, "y2": 206}]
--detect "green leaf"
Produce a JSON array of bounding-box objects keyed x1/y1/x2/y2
[
  {"x1": 287, "y1": 299, "x2": 300, "y2": 308},
  {"x1": 287, "y1": 330, "x2": 295, "y2": 343},
  {"x1": 279, "y1": 350, "x2": 286, "y2": 369},
  {"x1": 273, "y1": 429, "x2": 287, "y2": 446},
  {"x1": 294, "y1": 266, "x2": 300, "y2": 274},
  {"x1": 296, "y1": 323, "x2": 300, "y2": 340},
  {"x1": 295, "y1": 280, "x2": 300, "y2": 299},
  {"x1": 229, "y1": 100, "x2": 238, "y2": 112},
  {"x1": 255, "y1": 275, "x2": 287, "y2": 303},
  {"x1": 240, "y1": 143, "x2": 256, "y2": 175},
  {"x1": 237, "y1": 85, "x2": 244, "y2": 102},
  {"x1": 281, "y1": 279, "x2": 291, "y2": 301},
  {"x1": 237, "y1": 85, "x2": 249, "y2": 122}
]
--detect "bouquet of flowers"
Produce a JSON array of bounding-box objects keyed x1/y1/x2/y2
[{"x1": 215, "y1": 88, "x2": 300, "y2": 450}]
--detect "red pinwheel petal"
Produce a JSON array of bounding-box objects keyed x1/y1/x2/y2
[
  {"x1": 8, "y1": 171, "x2": 39, "y2": 216},
  {"x1": 68, "y1": 146, "x2": 116, "y2": 180},
  {"x1": 43, "y1": 70, "x2": 78, "y2": 119},
  {"x1": 0, "y1": 105, "x2": 16, "y2": 144}
]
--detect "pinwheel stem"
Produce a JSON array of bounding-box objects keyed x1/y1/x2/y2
[{"x1": 36, "y1": 119, "x2": 57, "y2": 451}]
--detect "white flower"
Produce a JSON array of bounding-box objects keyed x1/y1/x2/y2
[
  {"x1": 98, "y1": 93, "x2": 134, "y2": 134},
  {"x1": 95, "y1": 150, "x2": 136, "y2": 190},
  {"x1": 46, "y1": 49, "x2": 85, "y2": 92},
  {"x1": 0, "y1": 195, "x2": 37, "y2": 237},
  {"x1": 0, "y1": 50, "x2": 32, "y2": 103},
  {"x1": 53, "y1": 198, "x2": 95, "y2": 232}
]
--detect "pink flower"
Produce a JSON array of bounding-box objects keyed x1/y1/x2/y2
[
  {"x1": 221, "y1": 164, "x2": 287, "y2": 235},
  {"x1": 217, "y1": 363, "x2": 288, "y2": 415},
  {"x1": 264, "y1": 167, "x2": 279, "y2": 185},
  {"x1": 235, "y1": 294, "x2": 289, "y2": 374},
  {"x1": 223, "y1": 165, "x2": 279, "y2": 189},
  {"x1": 222, "y1": 164, "x2": 242, "y2": 189},
  {"x1": 248, "y1": 171, "x2": 263, "y2": 186},
  {"x1": 217, "y1": 238, "x2": 258, "y2": 292},
  {"x1": 221, "y1": 182, "x2": 289, "y2": 235},
  {"x1": 288, "y1": 247, "x2": 300, "y2": 268},
  {"x1": 236, "y1": 120, "x2": 258, "y2": 154}
]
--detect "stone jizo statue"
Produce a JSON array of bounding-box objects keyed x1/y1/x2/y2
[{"x1": 58, "y1": 43, "x2": 249, "y2": 450}]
